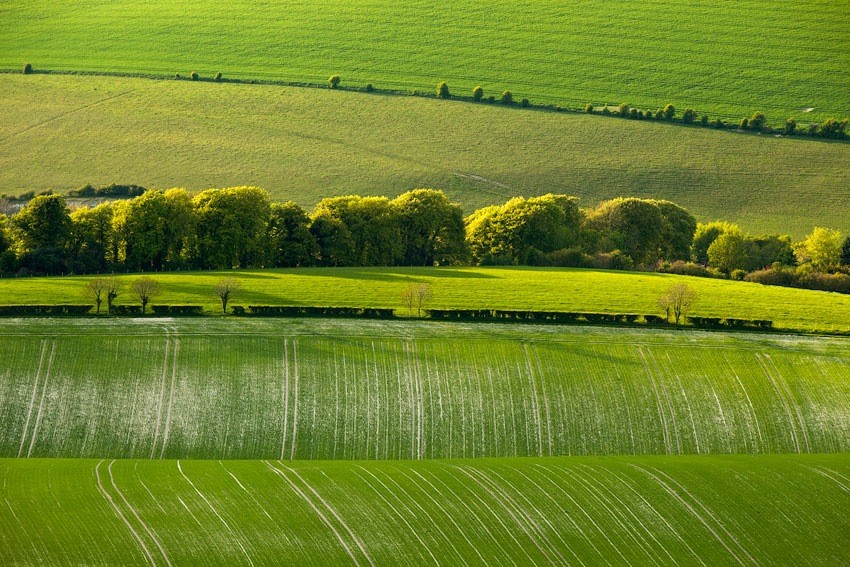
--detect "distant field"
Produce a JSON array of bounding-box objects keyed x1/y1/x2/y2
[
  {"x1": 3, "y1": 74, "x2": 850, "y2": 235},
  {"x1": 1, "y1": 0, "x2": 848, "y2": 125},
  {"x1": 2, "y1": 266, "x2": 850, "y2": 333},
  {"x1": 3, "y1": 455, "x2": 850, "y2": 565},
  {"x1": 2, "y1": 318, "x2": 850, "y2": 460}
]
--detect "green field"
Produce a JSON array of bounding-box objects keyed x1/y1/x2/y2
[
  {"x1": 2, "y1": 455, "x2": 850, "y2": 565},
  {"x1": 3, "y1": 74, "x2": 850, "y2": 236},
  {"x1": 3, "y1": 318, "x2": 849, "y2": 460},
  {"x1": 3, "y1": 266, "x2": 850, "y2": 333},
  {"x1": 2, "y1": 0, "x2": 848, "y2": 125}
]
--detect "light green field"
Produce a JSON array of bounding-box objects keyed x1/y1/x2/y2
[
  {"x1": 3, "y1": 318, "x2": 849, "y2": 460},
  {"x1": 2, "y1": 455, "x2": 850, "y2": 565},
  {"x1": 1, "y1": 0, "x2": 848, "y2": 125},
  {"x1": 3, "y1": 74, "x2": 850, "y2": 236},
  {"x1": 3, "y1": 266, "x2": 850, "y2": 333}
]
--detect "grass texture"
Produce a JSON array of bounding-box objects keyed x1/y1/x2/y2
[
  {"x1": 2, "y1": 266, "x2": 850, "y2": 333},
  {"x1": 3, "y1": 74, "x2": 850, "y2": 236},
  {"x1": 2, "y1": 318, "x2": 849, "y2": 460},
  {"x1": 1, "y1": 455, "x2": 850, "y2": 565},
  {"x1": 1, "y1": 0, "x2": 848, "y2": 125}
]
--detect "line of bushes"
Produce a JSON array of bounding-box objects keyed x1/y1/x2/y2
[
  {"x1": 687, "y1": 316, "x2": 773, "y2": 328},
  {"x1": 150, "y1": 305, "x2": 204, "y2": 315},
  {"x1": 0, "y1": 304, "x2": 93, "y2": 315},
  {"x1": 245, "y1": 306, "x2": 396, "y2": 318}
]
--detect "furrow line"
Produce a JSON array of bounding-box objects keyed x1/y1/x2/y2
[
  {"x1": 109, "y1": 461, "x2": 172, "y2": 566},
  {"x1": 764, "y1": 354, "x2": 811, "y2": 453},
  {"x1": 17, "y1": 339, "x2": 47, "y2": 459},
  {"x1": 94, "y1": 460, "x2": 156, "y2": 567},
  {"x1": 290, "y1": 339, "x2": 299, "y2": 461},
  {"x1": 646, "y1": 349, "x2": 681, "y2": 455},
  {"x1": 755, "y1": 354, "x2": 800, "y2": 453},
  {"x1": 531, "y1": 345, "x2": 554, "y2": 457},
  {"x1": 158, "y1": 339, "x2": 179, "y2": 460},
  {"x1": 522, "y1": 343, "x2": 544, "y2": 457},
  {"x1": 636, "y1": 347, "x2": 672, "y2": 455},
  {"x1": 25, "y1": 339, "x2": 56, "y2": 458}
]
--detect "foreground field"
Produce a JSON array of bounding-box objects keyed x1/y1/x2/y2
[
  {"x1": 2, "y1": 0, "x2": 848, "y2": 125},
  {"x1": 3, "y1": 266, "x2": 850, "y2": 333},
  {"x1": 3, "y1": 75, "x2": 850, "y2": 235},
  {"x1": 2, "y1": 455, "x2": 849, "y2": 566},
  {"x1": 2, "y1": 319, "x2": 849, "y2": 460}
]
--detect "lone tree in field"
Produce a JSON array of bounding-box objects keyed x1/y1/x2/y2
[
  {"x1": 214, "y1": 277, "x2": 243, "y2": 313},
  {"x1": 130, "y1": 277, "x2": 162, "y2": 314},
  {"x1": 437, "y1": 82, "x2": 450, "y2": 99},
  {"x1": 659, "y1": 283, "x2": 695, "y2": 325},
  {"x1": 328, "y1": 74, "x2": 341, "y2": 88},
  {"x1": 401, "y1": 282, "x2": 417, "y2": 317},
  {"x1": 106, "y1": 277, "x2": 121, "y2": 314},
  {"x1": 85, "y1": 278, "x2": 111, "y2": 314}
]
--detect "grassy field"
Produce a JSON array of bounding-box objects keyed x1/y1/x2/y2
[
  {"x1": 2, "y1": 0, "x2": 848, "y2": 126},
  {"x1": 2, "y1": 266, "x2": 850, "y2": 333},
  {"x1": 2, "y1": 318, "x2": 849, "y2": 460},
  {"x1": 2, "y1": 455, "x2": 850, "y2": 565},
  {"x1": 3, "y1": 75, "x2": 850, "y2": 236}
]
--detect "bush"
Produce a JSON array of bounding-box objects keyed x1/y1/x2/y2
[
  {"x1": 609, "y1": 250, "x2": 634, "y2": 271},
  {"x1": 501, "y1": 91, "x2": 513, "y2": 104},
  {"x1": 0, "y1": 305, "x2": 92, "y2": 316},
  {"x1": 739, "y1": 117, "x2": 749, "y2": 129},
  {"x1": 808, "y1": 122, "x2": 819, "y2": 136},
  {"x1": 329, "y1": 74, "x2": 341, "y2": 88},
  {"x1": 584, "y1": 103, "x2": 593, "y2": 113},
  {"x1": 663, "y1": 104, "x2": 675, "y2": 120},
  {"x1": 745, "y1": 265, "x2": 798, "y2": 287},
  {"x1": 601, "y1": 104, "x2": 611, "y2": 115},
  {"x1": 657, "y1": 260, "x2": 720, "y2": 278},
  {"x1": 555, "y1": 106, "x2": 564, "y2": 112},
  {"x1": 150, "y1": 305, "x2": 204, "y2": 316},
  {"x1": 618, "y1": 102, "x2": 630, "y2": 117},
  {"x1": 190, "y1": 72, "x2": 199, "y2": 81},
  {"x1": 231, "y1": 305, "x2": 246, "y2": 315},
  {"x1": 437, "y1": 82, "x2": 450, "y2": 99},
  {"x1": 520, "y1": 98, "x2": 530, "y2": 108},
  {"x1": 487, "y1": 95, "x2": 495, "y2": 104},
  {"x1": 174, "y1": 73, "x2": 181, "y2": 79},
  {"x1": 682, "y1": 108, "x2": 697, "y2": 124},
  {"x1": 700, "y1": 115, "x2": 709, "y2": 126},
  {"x1": 111, "y1": 305, "x2": 143, "y2": 315},
  {"x1": 472, "y1": 86, "x2": 484, "y2": 101},
  {"x1": 549, "y1": 247, "x2": 593, "y2": 268},
  {"x1": 731, "y1": 269, "x2": 747, "y2": 281},
  {"x1": 524, "y1": 247, "x2": 552, "y2": 266},
  {"x1": 629, "y1": 108, "x2": 638, "y2": 119},
  {"x1": 785, "y1": 117, "x2": 797, "y2": 135},
  {"x1": 411, "y1": 89, "x2": 421, "y2": 96},
  {"x1": 214, "y1": 72, "x2": 222, "y2": 82},
  {"x1": 644, "y1": 314, "x2": 667, "y2": 324},
  {"x1": 365, "y1": 83, "x2": 373, "y2": 92},
  {"x1": 750, "y1": 111, "x2": 766, "y2": 130},
  {"x1": 713, "y1": 118, "x2": 724, "y2": 129},
  {"x1": 818, "y1": 118, "x2": 848, "y2": 139},
  {"x1": 23, "y1": 63, "x2": 32, "y2": 74},
  {"x1": 654, "y1": 108, "x2": 663, "y2": 119}
]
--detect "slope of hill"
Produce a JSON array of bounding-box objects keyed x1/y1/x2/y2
[
  {"x1": 2, "y1": 0, "x2": 848, "y2": 124},
  {"x1": 3, "y1": 75, "x2": 850, "y2": 236}
]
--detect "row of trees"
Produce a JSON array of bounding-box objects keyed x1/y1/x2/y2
[{"x1": 2, "y1": 188, "x2": 849, "y2": 286}]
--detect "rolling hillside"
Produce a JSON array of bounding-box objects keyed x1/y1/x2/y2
[{"x1": 2, "y1": 74, "x2": 850, "y2": 235}]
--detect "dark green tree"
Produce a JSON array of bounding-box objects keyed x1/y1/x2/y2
[
  {"x1": 329, "y1": 74, "x2": 341, "y2": 88},
  {"x1": 472, "y1": 86, "x2": 483, "y2": 101},
  {"x1": 192, "y1": 186, "x2": 270, "y2": 269},
  {"x1": 663, "y1": 104, "x2": 675, "y2": 120},
  {"x1": 392, "y1": 189, "x2": 466, "y2": 265},
  {"x1": 11, "y1": 194, "x2": 72, "y2": 252},
  {"x1": 840, "y1": 236, "x2": 850, "y2": 266},
  {"x1": 437, "y1": 82, "x2": 450, "y2": 99},
  {"x1": 267, "y1": 202, "x2": 318, "y2": 267}
]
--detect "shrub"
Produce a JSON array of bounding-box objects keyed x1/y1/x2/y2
[
  {"x1": 556, "y1": 105, "x2": 564, "y2": 112},
  {"x1": 411, "y1": 89, "x2": 421, "y2": 96},
  {"x1": 584, "y1": 103, "x2": 593, "y2": 113},
  {"x1": 520, "y1": 98, "x2": 530, "y2": 108},
  {"x1": 175, "y1": 73, "x2": 181, "y2": 79},
  {"x1": 629, "y1": 108, "x2": 638, "y2": 119},
  {"x1": 609, "y1": 249, "x2": 634, "y2": 270},
  {"x1": 190, "y1": 71, "x2": 199, "y2": 81},
  {"x1": 501, "y1": 91, "x2": 513, "y2": 104},
  {"x1": 750, "y1": 111, "x2": 766, "y2": 130},
  {"x1": 487, "y1": 95, "x2": 495, "y2": 103},
  {"x1": 644, "y1": 314, "x2": 667, "y2": 324},
  {"x1": 618, "y1": 102, "x2": 630, "y2": 117},
  {"x1": 808, "y1": 122, "x2": 819, "y2": 136},
  {"x1": 657, "y1": 260, "x2": 720, "y2": 278},
  {"x1": 700, "y1": 115, "x2": 709, "y2": 126},
  {"x1": 682, "y1": 108, "x2": 697, "y2": 124},
  {"x1": 329, "y1": 74, "x2": 341, "y2": 88},
  {"x1": 23, "y1": 63, "x2": 33, "y2": 74},
  {"x1": 739, "y1": 117, "x2": 749, "y2": 129},
  {"x1": 785, "y1": 117, "x2": 796, "y2": 135},
  {"x1": 214, "y1": 72, "x2": 222, "y2": 82},
  {"x1": 731, "y1": 269, "x2": 747, "y2": 281},
  {"x1": 818, "y1": 118, "x2": 848, "y2": 139},
  {"x1": 601, "y1": 104, "x2": 611, "y2": 115},
  {"x1": 637, "y1": 110, "x2": 644, "y2": 119},
  {"x1": 472, "y1": 86, "x2": 484, "y2": 101},
  {"x1": 365, "y1": 83, "x2": 373, "y2": 92},
  {"x1": 549, "y1": 247, "x2": 593, "y2": 268},
  {"x1": 654, "y1": 108, "x2": 664, "y2": 119},
  {"x1": 437, "y1": 81, "x2": 450, "y2": 98},
  {"x1": 231, "y1": 305, "x2": 246, "y2": 315},
  {"x1": 713, "y1": 118, "x2": 724, "y2": 129},
  {"x1": 663, "y1": 104, "x2": 675, "y2": 120}
]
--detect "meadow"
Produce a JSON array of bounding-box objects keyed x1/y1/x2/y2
[
  {"x1": 2, "y1": 318, "x2": 850, "y2": 460},
  {"x1": 1, "y1": 0, "x2": 848, "y2": 126},
  {"x1": 2, "y1": 266, "x2": 850, "y2": 333},
  {"x1": 3, "y1": 74, "x2": 850, "y2": 236},
  {"x1": 2, "y1": 455, "x2": 849, "y2": 565}
]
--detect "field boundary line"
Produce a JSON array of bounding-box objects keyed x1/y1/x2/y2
[
  {"x1": 149, "y1": 338, "x2": 171, "y2": 459},
  {"x1": 764, "y1": 354, "x2": 811, "y2": 453},
  {"x1": 637, "y1": 347, "x2": 672, "y2": 455},
  {"x1": 755, "y1": 354, "x2": 800, "y2": 453},
  {"x1": 158, "y1": 339, "x2": 179, "y2": 459},
  {"x1": 109, "y1": 461, "x2": 172, "y2": 567},
  {"x1": 25, "y1": 339, "x2": 56, "y2": 458},
  {"x1": 94, "y1": 460, "x2": 157, "y2": 567},
  {"x1": 16, "y1": 339, "x2": 47, "y2": 458},
  {"x1": 177, "y1": 460, "x2": 255, "y2": 566}
]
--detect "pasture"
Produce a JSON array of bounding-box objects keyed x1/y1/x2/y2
[
  {"x1": 2, "y1": 318, "x2": 850, "y2": 460},
  {"x1": 2, "y1": 266, "x2": 850, "y2": 333},
  {"x1": 1, "y1": 0, "x2": 848, "y2": 125},
  {"x1": 1, "y1": 455, "x2": 849, "y2": 565},
  {"x1": 3, "y1": 74, "x2": 850, "y2": 236}
]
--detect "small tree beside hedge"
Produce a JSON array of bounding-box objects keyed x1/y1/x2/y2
[
  {"x1": 501, "y1": 91, "x2": 513, "y2": 104},
  {"x1": 329, "y1": 74, "x2": 341, "y2": 88},
  {"x1": 663, "y1": 104, "x2": 675, "y2": 120},
  {"x1": 682, "y1": 108, "x2": 697, "y2": 124},
  {"x1": 23, "y1": 63, "x2": 33, "y2": 74},
  {"x1": 190, "y1": 72, "x2": 199, "y2": 81},
  {"x1": 472, "y1": 86, "x2": 484, "y2": 101},
  {"x1": 437, "y1": 82, "x2": 450, "y2": 99}
]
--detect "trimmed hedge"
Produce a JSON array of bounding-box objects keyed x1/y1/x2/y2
[
  {"x1": 231, "y1": 306, "x2": 246, "y2": 315},
  {"x1": 688, "y1": 316, "x2": 773, "y2": 329},
  {"x1": 247, "y1": 306, "x2": 395, "y2": 318},
  {"x1": 0, "y1": 304, "x2": 92, "y2": 316},
  {"x1": 151, "y1": 305, "x2": 204, "y2": 316},
  {"x1": 429, "y1": 309, "x2": 652, "y2": 324},
  {"x1": 111, "y1": 305, "x2": 142, "y2": 315}
]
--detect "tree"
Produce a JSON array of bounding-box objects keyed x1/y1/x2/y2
[
  {"x1": 588, "y1": 198, "x2": 665, "y2": 266},
  {"x1": 309, "y1": 215, "x2": 356, "y2": 266},
  {"x1": 682, "y1": 108, "x2": 697, "y2": 124},
  {"x1": 797, "y1": 227, "x2": 842, "y2": 271},
  {"x1": 213, "y1": 277, "x2": 242, "y2": 313},
  {"x1": 663, "y1": 104, "x2": 675, "y2": 120},
  {"x1": 472, "y1": 86, "x2": 483, "y2": 101},
  {"x1": 415, "y1": 283, "x2": 433, "y2": 317},
  {"x1": 785, "y1": 117, "x2": 797, "y2": 135},
  {"x1": 651, "y1": 200, "x2": 697, "y2": 261},
  {"x1": 192, "y1": 187, "x2": 270, "y2": 269},
  {"x1": 267, "y1": 202, "x2": 318, "y2": 267},
  {"x1": 707, "y1": 233, "x2": 748, "y2": 275},
  {"x1": 749, "y1": 111, "x2": 766, "y2": 130},
  {"x1": 501, "y1": 91, "x2": 513, "y2": 104},
  {"x1": 85, "y1": 278, "x2": 111, "y2": 314},
  {"x1": 106, "y1": 277, "x2": 121, "y2": 314},
  {"x1": 328, "y1": 74, "x2": 341, "y2": 88},
  {"x1": 70, "y1": 202, "x2": 114, "y2": 273},
  {"x1": 312, "y1": 195, "x2": 402, "y2": 266},
  {"x1": 657, "y1": 293, "x2": 673, "y2": 323},
  {"x1": 840, "y1": 236, "x2": 850, "y2": 267},
  {"x1": 662, "y1": 283, "x2": 695, "y2": 325},
  {"x1": 437, "y1": 82, "x2": 450, "y2": 99},
  {"x1": 10, "y1": 194, "x2": 72, "y2": 253},
  {"x1": 130, "y1": 277, "x2": 162, "y2": 313},
  {"x1": 691, "y1": 221, "x2": 741, "y2": 265},
  {"x1": 401, "y1": 282, "x2": 417, "y2": 317},
  {"x1": 618, "y1": 102, "x2": 630, "y2": 117},
  {"x1": 392, "y1": 189, "x2": 466, "y2": 265}
]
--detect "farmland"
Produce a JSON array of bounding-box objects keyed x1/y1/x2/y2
[
  {"x1": 2, "y1": 455, "x2": 850, "y2": 565},
  {"x1": 2, "y1": 0, "x2": 848, "y2": 126},
  {"x1": 2, "y1": 319, "x2": 850, "y2": 460},
  {"x1": 3, "y1": 74, "x2": 850, "y2": 236},
  {"x1": 3, "y1": 266, "x2": 850, "y2": 333}
]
